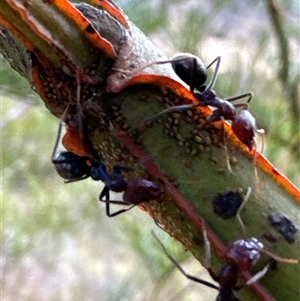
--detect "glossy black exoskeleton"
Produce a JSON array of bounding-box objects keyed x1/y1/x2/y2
[
  {"x1": 52, "y1": 122, "x2": 161, "y2": 216},
  {"x1": 53, "y1": 151, "x2": 92, "y2": 182},
  {"x1": 168, "y1": 53, "x2": 210, "y2": 92}
]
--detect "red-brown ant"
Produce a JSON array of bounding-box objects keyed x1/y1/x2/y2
[
  {"x1": 152, "y1": 229, "x2": 297, "y2": 301},
  {"x1": 139, "y1": 53, "x2": 264, "y2": 150},
  {"x1": 52, "y1": 121, "x2": 161, "y2": 217}
]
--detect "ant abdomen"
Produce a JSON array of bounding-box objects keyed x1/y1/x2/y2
[
  {"x1": 123, "y1": 179, "x2": 161, "y2": 205},
  {"x1": 225, "y1": 238, "x2": 263, "y2": 270},
  {"x1": 231, "y1": 110, "x2": 256, "y2": 149},
  {"x1": 170, "y1": 53, "x2": 208, "y2": 91}
]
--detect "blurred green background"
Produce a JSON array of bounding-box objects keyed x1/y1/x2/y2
[{"x1": 1, "y1": 0, "x2": 299, "y2": 300}]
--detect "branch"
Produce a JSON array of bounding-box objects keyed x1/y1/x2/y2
[{"x1": 1, "y1": 1, "x2": 299, "y2": 300}]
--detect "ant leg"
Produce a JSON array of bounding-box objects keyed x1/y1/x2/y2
[
  {"x1": 75, "y1": 70, "x2": 84, "y2": 140},
  {"x1": 201, "y1": 225, "x2": 211, "y2": 269},
  {"x1": 140, "y1": 103, "x2": 198, "y2": 125},
  {"x1": 226, "y1": 93, "x2": 253, "y2": 104},
  {"x1": 151, "y1": 231, "x2": 219, "y2": 290},
  {"x1": 245, "y1": 263, "x2": 270, "y2": 286},
  {"x1": 201, "y1": 114, "x2": 232, "y2": 172},
  {"x1": 99, "y1": 186, "x2": 135, "y2": 217},
  {"x1": 105, "y1": 204, "x2": 136, "y2": 217},
  {"x1": 236, "y1": 187, "x2": 251, "y2": 237},
  {"x1": 100, "y1": 185, "x2": 111, "y2": 217},
  {"x1": 206, "y1": 56, "x2": 221, "y2": 90},
  {"x1": 233, "y1": 103, "x2": 249, "y2": 111},
  {"x1": 134, "y1": 59, "x2": 172, "y2": 72},
  {"x1": 201, "y1": 226, "x2": 221, "y2": 284}
]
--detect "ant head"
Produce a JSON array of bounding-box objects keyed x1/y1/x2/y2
[
  {"x1": 225, "y1": 238, "x2": 264, "y2": 271},
  {"x1": 231, "y1": 110, "x2": 256, "y2": 149},
  {"x1": 53, "y1": 151, "x2": 91, "y2": 181},
  {"x1": 171, "y1": 53, "x2": 207, "y2": 91}
]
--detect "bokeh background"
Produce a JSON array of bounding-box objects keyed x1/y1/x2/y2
[{"x1": 1, "y1": 1, "x2": 299, "y2": 300}]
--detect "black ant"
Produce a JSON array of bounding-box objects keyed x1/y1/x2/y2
[
  {"x1": 152, "y1": 229, "x2": 297, "y2": 301},
  {"x1": 52, "y1": 121, "x2": 161, "y2": 217},
  {"x1": 139, "y1": 53, "x2": 264, "y2": 150}
]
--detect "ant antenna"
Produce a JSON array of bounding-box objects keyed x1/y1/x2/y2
[
  {"x1": 259, "y1": 249, "x2": 298, "y2": 264},
  {"x1": 205, "y1": 56, "x2": 221, "y2": 90},
  {"x1": 236, "y1": 187, "x2": 252, "y2": 237},
  {"x1": 256, "y1": 128, "x2": 265, "y2": 153},
  {"x1": 51, "y1": 102, "x2": 71, "y2": 161},
  {"x1": 76, "y1": 69, "x2": 84, "y2": 139},
  {"x1": 253, "y1": 148, "x2": 260, "y2": 189},
  {"x1": 52, "y1": 69, "x2": 85, "y2": 162},
  {"x1": 52, "y1": 121, "x2": 64, "y2": 161},
  {"x1": 151, "y1": 231, "x2": 219, "y2": 290}
]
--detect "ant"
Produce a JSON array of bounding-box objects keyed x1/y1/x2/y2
[
  {"x1": 152, "y1": 229, "x2": 297, "y2": 301},
  {"x1": 139, "y1": 53, "x2": 264, "y2": 150},
  {"x1": 52, "y1": 121, "x2": 161, "y2": 217}
]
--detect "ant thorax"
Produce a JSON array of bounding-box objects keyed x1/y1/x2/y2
[{"x1": 194, "y1": 89, "x2": 219, "y2": 103}]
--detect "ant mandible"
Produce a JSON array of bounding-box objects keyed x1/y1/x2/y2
[
  {"x1": 52, "y1": 121, "x2": 161, "y2": 217},
  {"x1": 140, "y1": 53, "x2": 263, "y2": 150},
  {"x1": 152, "y1": 229, "x2": 297, "y2": 301}
]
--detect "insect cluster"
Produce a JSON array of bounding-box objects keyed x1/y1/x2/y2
[
  {"x1": 1, "y1": 0, "x2": 296, "y2": 299},
  {"x1": 51, "y1": 53, "x2": 296, "y2": 301}
]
